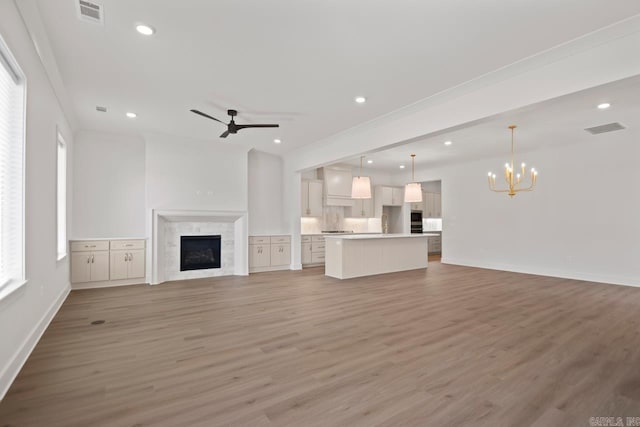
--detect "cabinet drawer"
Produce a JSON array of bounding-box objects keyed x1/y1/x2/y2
[
  {"x1": 71, "y1": 240, "x2": 109, "y2": 252},
  {"x1": 302, "y1": 235, "x2": 312, "y2": 243},
  {"x1": 110, "y1": 239, "x2": 145, "y2": 250},
  {"x1": 249, "y1": 236, "x2": 271, "y2": 245},
  {"x1": 271, "y1": 235, "x2": 291, "y2": 244},
  {"x1": 311, "y1": 252, "x2": 325, "y2": 263},
  {"x1": 312, "y1": 236, "x2": 325, "y2": 243},
  {"x1": 312, "y1": 243, "x2": 325, "y2": 252}
]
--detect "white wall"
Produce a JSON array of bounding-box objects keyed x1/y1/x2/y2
[
  {"x1": 408, "y1": 128, "x2": 640, "y2": 287},
  {"x1": 145, "y1": 133, "x2": 249, "y2": 212},
  {"x1": 0, "y1": 1, "x2": 74, "y2": 398},
  {"x1": 248, "y1": 150, "x2": 285, "y2": 235},
  {"x1": 73, "y1": 131, "x2": 145, "y2": 238}
]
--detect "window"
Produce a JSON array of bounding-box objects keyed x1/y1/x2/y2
[
  {"x1": 57, "y1": 131, "x2": 66, "y2": 260},
  {"x1": 0, "y1": 37, "x2": 25, "y2": 298}
]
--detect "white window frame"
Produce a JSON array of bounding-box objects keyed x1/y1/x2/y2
[
  {"x1": 0, "y1": 35, "x2": 26, "y2": 300},
  {"x1": 56, "y1": 129, "x2": 67, "y2": 261}
]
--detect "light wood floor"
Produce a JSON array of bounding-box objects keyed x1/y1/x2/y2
[{"x1": 2, "y1": 262, "x2": 640, "y2": 426}]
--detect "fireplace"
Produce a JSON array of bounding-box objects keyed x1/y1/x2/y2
[{"x1": 180, "y1": 235, "x2": 221, "y2": 271}]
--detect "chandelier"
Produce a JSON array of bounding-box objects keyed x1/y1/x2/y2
[{"x1": 488, "y1": 125, "x2": 538, "y2": 197}]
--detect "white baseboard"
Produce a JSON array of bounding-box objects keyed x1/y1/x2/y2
[
  {"x1": 0, "y1": 283, "x2": 70, "y2": 400},
  {"x1": 71, "y1": 278, "x2": 147, "y2": 290},
  {"x1": 249, "y1": 265, "x2": 290, "y2": 274},
  {"x1": 441, "y1": 257, "x2": 640, "y2": 288}
]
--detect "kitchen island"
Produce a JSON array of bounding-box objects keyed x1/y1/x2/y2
[{"x1": 324, "y1": 233, "x2": 437, "y2": 279}]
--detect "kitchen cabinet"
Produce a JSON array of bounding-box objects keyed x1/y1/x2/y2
[
  {"x1": 428, "y1": 235, "x2": 442, "y2": 254},
  {"x1": 321, "y1": 167, "x2": 354, "y2": 206},
  {"x1": 375, "y1": 186, "x2": 403, "y2": 207},
  {"x1": 302, "y1": 235, "x2": 326, "y2": 266},
  {"x1": 301, "y1": 180, "x2": 323, "y2": 217},
  {"x1": 249, "y1": 235, "x2": 291, "y2": 272},
  {"x1": 423, "y1": 192, "x2": 442, "y2": 218},
  {"x1": 391, "y1": 187, "x2": 404, "y2": 206},
  {"x1": 345, "y1": 197, "x2": 374, "y2": 218}
]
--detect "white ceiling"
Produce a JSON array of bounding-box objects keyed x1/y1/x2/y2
[
  {"x1": 340, "y1": 75, "x2": 640, "y2": 172},
  {"x1": 34, "y1": 0, "x2": 640, "y2": 154}
]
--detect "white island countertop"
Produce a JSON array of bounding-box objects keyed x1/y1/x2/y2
[{"x1": 324, "y1": 233, "x2": 438, "y2": 240}]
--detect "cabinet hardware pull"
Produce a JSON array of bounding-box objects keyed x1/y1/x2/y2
[
  {"x1": 129, "y1": 253, "x2": 133, "y2": 261},
  {"x1": 87, "y1": 256, "x2": 90, "y2": 264},
  {"x1": 91, "y1": 255, "x2": 95, "y2": 263}
]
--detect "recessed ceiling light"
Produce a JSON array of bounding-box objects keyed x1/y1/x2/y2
[
  {"x1": 136, "y1": 24, "x2": 155, "y2": 36},
  {"x1": 367, "y1": 159, "x2": 373, "y2": 164},
  {"x1": 354, "y1": 96, "x2": 366, "y2": 104},
  {"x1": 274, "y1": 139, "x2": 281, "y2": 144},
  {"x1": 399, "y1": 165, "x2": 405, "y2": 169},
  {"x1": 126, "y1": 112, "x2": 137, "y2": 118},
  {"x1": 597, "y1": 103, "x2": 611, "y2": 110},
  {"x1": 444, "y1": 140, "x2": 452, "y2": 146}
]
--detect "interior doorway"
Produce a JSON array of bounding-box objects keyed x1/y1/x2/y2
[{"x1": 422, "y1": 180, "x2": 442, "y2": 263}]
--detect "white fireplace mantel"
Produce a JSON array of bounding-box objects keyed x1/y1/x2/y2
[{"x1": 151, "y1": 209, "x2": 249, "y2": 284}]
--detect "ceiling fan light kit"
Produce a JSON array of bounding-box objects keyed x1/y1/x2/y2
[
  {"x1": 488, "y1": 125, "x2": 538, "y2": 197},
  {"x1": 190, "y1": 109, "x2": 279, "y2": 138}
]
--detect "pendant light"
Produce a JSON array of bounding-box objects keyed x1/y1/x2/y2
[
  {"x1": 351, "y1": 156, "x2": 372, "y2": 199},
  {"x1": 404, "y1": 154, "x2": 422, "y2": 203}
]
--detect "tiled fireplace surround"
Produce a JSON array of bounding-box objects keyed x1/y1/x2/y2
[{"x1": 151, "y1": 210, "x2": 249, "y2": 284}]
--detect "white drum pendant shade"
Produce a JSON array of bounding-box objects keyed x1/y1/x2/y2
[
  {"x1": 351, "y1": 176, "x2": 372, "y2": 199},
  {"x1": 404, "y1": 182, "x2": 422, "y2": 202}
]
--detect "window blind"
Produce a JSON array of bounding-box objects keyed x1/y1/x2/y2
[{"x1": 0, "y1": 44, "x2": 25, "y2": 291}]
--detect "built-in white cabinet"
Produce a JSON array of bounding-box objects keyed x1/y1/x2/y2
[
  {"x1": 302, "y1": 235, "x2": 325, "y2": 266},
  {"x1": 320, "y1": 167, "x2": 354, "y2": 206},
  {"x1": 423, "y1": 192, "x2": 442, "y2": 218},
  {"x1": 375, "y1": 186, "x2": 403, "y2": 207},
  {"x1": 345, "y1": 197, "x2": 374, "y2": 218},
  {"x1": 391, "y1": 187, "x2": 404, "y2": 206},
  {"x1": 71, "y1": 239, "x2": 146, "y2": 288},
  {"x1": 249, "y1": 235, "x2": 291, "y2": 272},
  {"x1": 428, "y1": 235, "x2": 442, "y2": 254},
  {"x1": 71, "y1": 251, "x2": 109, "y2": 283},
  {"x1": 301, "y1": 180, "x2": 323, "y2": 217},
  {"x1": 110, "y1": 240, "x2": 146, "y2": 281}
]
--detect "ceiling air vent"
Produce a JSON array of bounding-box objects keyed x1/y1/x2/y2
[
  {"x1": 77, "y1": 0, "x2": 104, "y2": 25},
  {"x1": 96, "y1": 106, "x2": 107, "y2": 112},
  {"x1": 584, "y1": 122, "x2": 626, "y2": 135}
]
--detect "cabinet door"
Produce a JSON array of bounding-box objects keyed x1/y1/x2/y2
[
  {"x1": 71, "y1": 253, "x2": 91, "y2": 283},
  {"x1": 423, "y1": 192, "x2": 434, "y2": 217},
  {"x1": 250, "y1": 245, "x2": 270, "y2": 268},
  {"x1": 301, "y1": 242, "x2": 313, "y2": 264},
  {"x1": 381, "y1": 187, "x2": 393, "y2": 205},
  {"x1": 271, "y1": 244, "x2": 290, "y2": 267},
  {"x1": 392, "y1": 187, "x2": 404, "y2": 206},
  {"x1": 434, "y1": 193, "x2": 442, "y2": 217},
  {"x1": 301, "y1": 181, "x2": 310, "y2": 216},
  {"x1": 90, "y1": 252, "x2": 110, "y2": 282},
  {"x1": 362, "y1": 197, "x2": 374, "y2": 218},
  {"x1": 308, "y1": 181, "x2": 323, "y2": 217},
  {"x1": 128, "y1": 250, "x2": 146, "y2": 279},
  {"x1": 110, "y1": 251, "x2": 128, "y2": 280}
]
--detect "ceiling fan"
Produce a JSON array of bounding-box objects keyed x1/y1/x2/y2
[{"x1": 190, "y1": 109, "x2": 279, "y2": 138}]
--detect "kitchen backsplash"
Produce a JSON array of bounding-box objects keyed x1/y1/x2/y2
[{"x1": 301, "y1": 206, "x2": 382, "y2": 234}]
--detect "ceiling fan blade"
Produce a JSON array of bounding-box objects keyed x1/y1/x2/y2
[
  {"x1": 235, "y1": 124, "x2": 280, "y2": 130},
  {"x1": 190, "y1": 109, "x2": 227, "y2": 125},
  {"x1": 220, "y1": 130, "x2": 230, "y2": 138}
]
